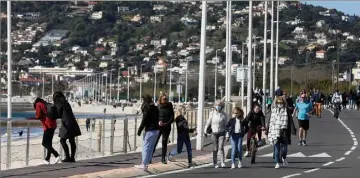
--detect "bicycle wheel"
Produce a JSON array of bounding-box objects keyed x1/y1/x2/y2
[{"x1": 250, "y1": 138, "x2": 257, "y2": 164}]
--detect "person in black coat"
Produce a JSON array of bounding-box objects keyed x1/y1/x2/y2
[
  {"x1": 53, "y1": 91, "x2": 81, "y2": 163},
  {"x1": 152, "y1": 94, "x2": 174, "y2": 164}
]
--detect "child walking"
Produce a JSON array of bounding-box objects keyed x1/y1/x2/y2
[
  {"x1": 226, "y1": 107, "x2": 248, "y2": 169},
  {"x1": 167, "y1": 107, "x2": 194, "y2": 168}
]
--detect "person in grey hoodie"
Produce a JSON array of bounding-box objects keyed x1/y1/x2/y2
[{"x1": 204, "y1": 100, "x2": 228, "y2": 168}]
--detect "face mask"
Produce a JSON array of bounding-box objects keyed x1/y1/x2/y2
[
  {"x1": 215, "y1": 106, "x2": 222, "y2": 111},
  {"x1": 277, "y1": 104, "x2": 284, "y2": 108}
]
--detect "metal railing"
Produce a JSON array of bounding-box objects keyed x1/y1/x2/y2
[{"x1": 0, "y1": 108, "x2": 214, "y2": 170}]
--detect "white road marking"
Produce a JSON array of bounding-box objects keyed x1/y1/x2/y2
[
  {"x1": 259, "y1": 153, "x2": 274, "y2": 157},
  {"x1": 336, "y1": 157, "x2": 345, "y2": 162},
  {"x1": 308, "y1": 153, "x2": 331, "y2": 158},
  {"x1": 281, "y1": 173, "x2": 302, "y2": 178},
  {"x1": 345, "y1": 151, "x2": 352, "y2": 155},
  {"x1": 351, "y1": 146, "x2": 356, "y2": 151},
  {"x1": 304, "y1": 168, "x2": 320, "y2": 173},
  {"x1": 350, "y1": 131, "x2": 354, "y2": 135},
  {"x1": 322, "y1": 161, "x2": 334, "y2": 166},
  {"x1": 287, "y1": 152, "x2": 306, "y2": 157}
]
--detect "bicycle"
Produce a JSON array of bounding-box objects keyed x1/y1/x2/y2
[
  {"x1": 333, "y1": 103, "x2": 341, "y2": 119},
  {"x1": 249, "y1": 127, "x2": 265, "y2": 164}
]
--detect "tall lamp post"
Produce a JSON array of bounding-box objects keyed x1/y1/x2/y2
[{"x1": 139, "y1": 64, "x2": 145, "y2": 102}]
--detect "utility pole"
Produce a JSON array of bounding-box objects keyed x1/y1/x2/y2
[
  {"x1": 332, "y1": 60, "x2": 335, "y2": 92},
  {"x1": 241, "y1": 43, "x2": 245, "y2": 108},
  {"x1": 291, "y1": 64, "x2": 294, "y2": 94},
  {"x1": 262, "y1": 1, "x2": 268, "y2": 113},
  {"x1": 305, "y1": 51, "x2": 309, "y2": 90},
  {"x1": 349, "y1": 66, "x2": 352, "y2": 90},
  {"x1": 269, "y1": 1, "x2": 275, "y2": 98},
  {"x1": 252, "y1": 42, "x2": 256, "y2": 90},
  {"x1": 275, "y1": 1, "x2": 280, "y2": 89},
  {"x1": 247, "y1": 1, "x2": 253, "y2": 114},
  {"x1": 336, "y1": 33, "x2": 340, "y2": 90}
]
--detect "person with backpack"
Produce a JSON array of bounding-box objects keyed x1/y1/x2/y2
[
  {"x1": 53, "y1": 91, "x2": 82, "y2": 163},
  {"x1": 30, "y1": 98, "x2": 61, "y2": 165}
]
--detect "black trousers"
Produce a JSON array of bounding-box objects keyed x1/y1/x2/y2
[
  {"x1": 60, "y1": 137, "x2": 76, "y2": 159},
  {"x1": 42, "y1": 128, "x2": 59, "y2": 161},
  {"x1": 152, "y1": 129, "x2": 171, "y2": 159}
]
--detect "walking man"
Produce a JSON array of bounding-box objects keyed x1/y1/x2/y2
[{"x1": 293, "y1": 94, "x2": 312, "y2": 146}]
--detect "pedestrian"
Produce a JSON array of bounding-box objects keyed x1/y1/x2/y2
[
  {"x1": 86, "y1": 118, "x2": 90, "y2": 132},
  {"x1": 226, "y1": 107, "x2": 247, "y2": 169},
  {"x1": 53, "y1": 91, "x2": 82, "y2": 163},
  {"x1": 267, "y1": 96, "x2": 273, "y2": 111},
  {"x1": 31, "y1": 97, "x2": 61, "y2": 164},
  {"x1": 135, "y1": 94, "x2": 159, "y2": 170},
  {"x1": 204, "y1": 100, "x2": 227, "y2": 168},
  {"x1": 168, "y1": 107, "x2": 194, "y2": 168},
  {"x1": 266, "y1": 96, "x2": 296, "y2": 169},
  {"x1": 293, "y1": 93, "x2": 312, "y2": 146},
  {"x1": 152, "y1": 94, "x2": 174, "y2": 164}
]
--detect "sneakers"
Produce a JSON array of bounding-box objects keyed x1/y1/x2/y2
[
  {"x1": 298, "y1": 140, "x2": 303, "y2": 146},
  {"x1": 214, "y1": 164, "x2": 219, "y2": 168},
  {"x1": 231, "y1": 163, "x2": 236, "y2": 169},
  {"x1": 42, "y1": 160, "x2": 50, "y2": 165},
  {"x1": 238, "y1": 161, "x2": 242, "y2": 168},
  {"x1": 54, "y1": 156, "x2": 62, "y2": 164},
  {"x1": 282, "y1": 158, "x2": 288, "y2": 167},
  {"x1": 244, "y1": 151, "x2": 249, "y2": 157},
  {"x1": 188, "y1": 162, "x2": 194, "y2": 168},
  {"x1": 134, "y1": 164, "x2": 148, "y2": 171},
  {"x1": 302, "y1": 140, "x2": 307, "y2": 146},
  {"x1": 168, "y1": 153, "x2": 173, "y2": 162},
  {"x1": 220, "y1": 162, "x2": 226, "y2": 168},
  {"x1": 258, "y1": 140, "x2": 263, "y2": 146},
  {"x1": 275, "y1": 163, "x2": 280, "y2": 169}
]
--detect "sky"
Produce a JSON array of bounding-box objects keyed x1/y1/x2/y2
[{"x1": 305, "y1": 1, "x2": 360, "y2": 15}]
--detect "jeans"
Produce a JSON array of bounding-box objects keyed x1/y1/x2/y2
[
  {"x1": 42, "y1": 128, "x2": 59, "y2": 161},
  {"x1": 153, "y1": 129, "x2": 171, "y2": 159},
  {"x1": 142, "y1": 130, "x2": 159, "y2": 166},
  {"x1": 349, "y1": 100, "x2": 354, "y2": 109},
  {"x1": 169, "y1": 132, "x2": 192, "y2": 163},
  {"x1": 274, "y1": 139, "x2": 288, "y2": 164},
  {"x1": 230, "y1": 133, "x2": 243, "y2": 164},
  {"x1": 211, "y1": 132, "x2": 225, "y2": 164}
]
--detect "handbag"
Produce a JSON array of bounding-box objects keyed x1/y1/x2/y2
[{"x1": 206, "y1": 124, "x2": 212, "y2": 134}]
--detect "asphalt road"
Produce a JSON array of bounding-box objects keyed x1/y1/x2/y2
[{"x1": 153, "y1": 109, "x2": 359, "y2": 178}]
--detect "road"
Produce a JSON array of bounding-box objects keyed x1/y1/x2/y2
[{"x1": 150, "y1": 109, "x2": 359, "y2": 178}]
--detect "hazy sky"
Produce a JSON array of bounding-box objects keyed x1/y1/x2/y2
[{"x1": 306, "y1": 1, "x2": 360, "y2": 15}]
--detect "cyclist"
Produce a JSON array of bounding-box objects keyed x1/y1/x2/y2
[
  {"x1": 332, "y1": 90, "x2": 343, "y2": 119},
  {"x1": 244, "y1": 104, "x2": 265, "y2": 158}
]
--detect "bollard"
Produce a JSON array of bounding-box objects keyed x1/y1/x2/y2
[
  {"x1": 25, "y1": 120, "x2": 30, "y2": 166},
  {"x1": 110, "y1": 118, "x2": 115, "y2": 155},
  {"x1": 123, "y1": 116, "x2": 128, "y2": 153},
  {"x1": 97, "y1": 121, "x2": 102, "y2": 153},
  {"x1": 134, "y1": 117, "x2": 137, "y2": 151}
]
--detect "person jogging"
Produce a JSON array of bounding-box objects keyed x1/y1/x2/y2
[{"x1": 293, "y1": 94, "x2": 312, "y2": 146}]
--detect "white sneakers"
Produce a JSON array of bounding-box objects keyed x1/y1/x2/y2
[
  {"x1": 42, "y1": 156, "x2": 62, "y2": 165},
  {"x1": 134, "y1": 164, "x2": 148, "y2": 171},
  {"x1": 214, "y1": 162, "x2": 226, "y2": 168},
  {"x1": 231, "y1": 161, "x2": 242, "y2": 169},
  {"x1": 275, "y1": 163, "x2": 280, "y2": 169},
  {"x1": 244, "y1": 151, "x2": 249, "y2": 157},
  {"x1": 282, "y1": 158, "x2": 288, "y2": 167},
  {"x1": 42, "y1": 160, "x2": 50, "y2": 165}
]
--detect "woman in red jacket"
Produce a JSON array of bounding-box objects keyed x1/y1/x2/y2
[{"x1": 32, "y1": 98, "x2": 61, "y2": 164}]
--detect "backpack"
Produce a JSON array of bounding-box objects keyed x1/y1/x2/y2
[{"x1": 44, "y1": 101, "x2": 59, "y2": 120}]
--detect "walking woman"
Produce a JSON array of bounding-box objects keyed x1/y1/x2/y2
[
  {"x1": 168, "y1": 107, "x2": 194, "y2": 168},
  {"x1": 226, "y1": 107, "x2": 248, "y2": 169},
  {"x1": 31, "y1": 98, "x2": 61, "y2": 164},
  {"x1": 53, "y1": 91, "x2": 82, "y2": 163},
  {"x1": 266, "y1": 97, "x2": 296, "y2": 169},
  {"x1": 135, "y1": 94, "x2": 159, "y2": 170},
  {"x1": 204, "y1": 100, "x2": 228, "y2": 168},
  {"x1": 152, "y1": 94, "x2": 174, "y2": 164}
]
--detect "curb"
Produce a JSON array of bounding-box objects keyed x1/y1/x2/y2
[{"x1": 67, "y1": 137, "x2": 268, "y2": 178}]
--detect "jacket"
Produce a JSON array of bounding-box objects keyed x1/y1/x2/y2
[
  {"x1": 35, "y1": 102, "x2": 57, "y2": 131},
  {"x1": 226, "y1": 117, "x2": 248, "y2": 137},
  {"x1": 138, "y1": 104, "x2": 159, "y2": 135},
  {"x1": 266, "y1": 109, "x2": 296, "y2": 145},
  {"x1": 175, "y1": 115, "x2": 190, "y2": 134},
  {"x1": 245, "y1": 110, "x2": 265, "y2": 130},
  {"x1": 332, "y1": 93, "x2": 343, "y2": 103},
  {"x1": 204, "y1": 110, "x2": 227, "y2": 134},
  {"x1": 158, "y1": 102, "x2": 174, "y2": 131},
  {"x1": 56, "y1": 101, "x2": 81, "y2": 138}
]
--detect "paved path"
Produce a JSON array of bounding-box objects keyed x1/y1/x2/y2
[
  {"x1": 0, "y1": 138, "x2": 215, "y2": 178},
  {"x1": 151, "y1": 110, "x2": 359, "y2": 178}
]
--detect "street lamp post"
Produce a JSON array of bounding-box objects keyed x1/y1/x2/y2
[
  {"x1": 247, "y1": 1, "x2": 253, "y2": 114},
  {"x1": 127, "y1": 67, "x2": 130, "y2": 101},
  {"x1": 117, "y1": 69, "x2": 121, "y2": 102},
  {"x1": 270, "y1": 1, "x2": 275, "y2": 98},
  {"x1": 262, "y1": 1, "x2": 268, "y2": 113},
  {"x1": 153, "y1": 66, "x2": 157, "y2": 102},
  {"x1": 275, "y1": 1, "x2": 280, "y2": 89},
  {"x1": 169, "y1": 59, "x2": 175, "y2": 102},
  {"x1": 185, "y1": 59, "x2": 188, "y2": 103},
  {"x1": 140, "y1": 64, "x2": 144, "y2": 102},
  {"x1": 214, "y1": 49, "x2": 219, "y2": 101}
]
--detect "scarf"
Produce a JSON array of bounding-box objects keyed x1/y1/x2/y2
[{"x1": 268, "y1": 107, "x2": 288, "y2": 144}]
